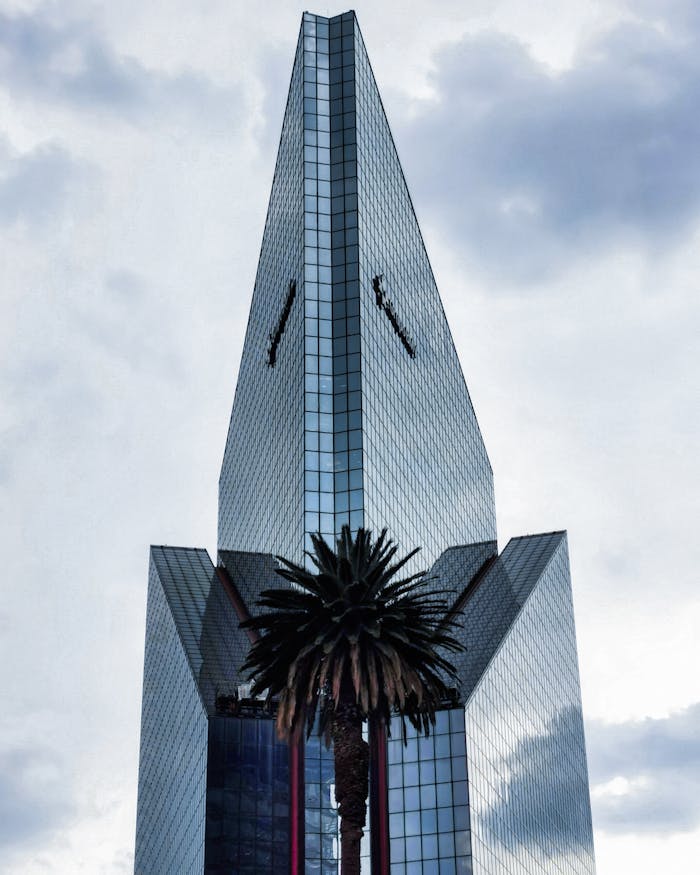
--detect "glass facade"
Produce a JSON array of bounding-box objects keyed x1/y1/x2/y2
[
  {"x1": 304, "y1": 732, "x2": 341, "y2": 873},
  {"x1": 387, "y1": 709, "x2": 471, "y2": 875},
  {"x1": 353, "y1": 21, "x2": 496, "y2": 567},
  {"x1": 135, "y1": 547, "x2": 286, "y2": 875},
  {"x1": 218, "y1": 21, "x2": 306, "y2": 562},
  {"x1": 218, "y1": 550, "x2": 279, "y2": 621},
  {"x1": 461, "y1": 535, "x2": 596, "y2": 874},
  {"x1": 299, "y1": 12, "x2": 365, "y2": 552},
  {"x1": 136, "y1": 10, "x2": 595, "y2": 875},
  {"x1": 218, "y1": 10, "x2": 496, "y2": 571},
  {"x1": 379, "y1": 535, "x2": 596, "y2": 875},
  {"x1": 430, "y1": 541, "x2": 498, "y2": 601},
  {"x1": 206, "y1": 716, "x2": 290, "y2": 873},
  {"x1": 135, "y1": 552, "x2": 211, "y2": 875}
]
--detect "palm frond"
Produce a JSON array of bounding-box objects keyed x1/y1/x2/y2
[{"x1": 241, "y1": 526, "x2": 464, "y2": 742}]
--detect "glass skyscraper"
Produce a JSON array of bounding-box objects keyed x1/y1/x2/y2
[{"x1": 135, "y1": 11, "x2": 596, "y2": 875}]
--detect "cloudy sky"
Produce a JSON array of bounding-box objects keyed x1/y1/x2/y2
[{"x1": 0, "y1": 0, "x2": 698, "y2": 872}]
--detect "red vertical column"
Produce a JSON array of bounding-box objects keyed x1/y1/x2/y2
[
  {"x1": 369, "y1": 721, "x2": 390, "y2": 875},
  {"x1": 289, "y1": 738, "x2": 305, "y2": 875}
]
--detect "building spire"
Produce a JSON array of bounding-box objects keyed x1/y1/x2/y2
[{"x1": 219, "y1": 11, "x2": 496, "y2": 566}]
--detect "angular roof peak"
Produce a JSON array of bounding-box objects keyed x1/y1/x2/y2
[{"x1": 219, "y1": 10, "x2": 496, "y2": 572}]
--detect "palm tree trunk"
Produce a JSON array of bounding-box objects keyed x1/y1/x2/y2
[{"x1": 332, "y1": 704, "x2": 369, "y2": 875}]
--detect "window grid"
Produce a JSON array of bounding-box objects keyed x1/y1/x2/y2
[{"x1": 387, "y1": 709, "x2": 472, "y2": 875}]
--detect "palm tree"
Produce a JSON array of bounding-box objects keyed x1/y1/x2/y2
[{"x1": 241, "y1": 526, "x2": 463, "y2": 875}]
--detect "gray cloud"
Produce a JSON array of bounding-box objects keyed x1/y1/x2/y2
[
  {"x1": 587, "y1": 703, "x2": 700, "y2": 835},
  {"x1": 0, "y1": 138, "x2": 88, "y2": 227},
  {"x1": 398, "y1": 6, "x2": 700, "y2": 280},
  {"x1": 0, "y1": 747, "x2": 74, "y2": 848},
  {"x1": 0, "y1": 10, "x2": 241, "y2": 128}
]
